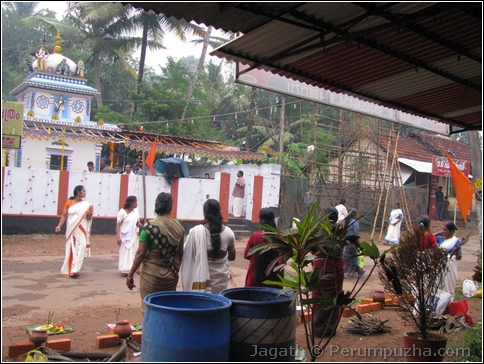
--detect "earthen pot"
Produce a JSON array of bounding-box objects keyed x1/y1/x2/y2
[
  {"x1": 30, "y1": 329, "x2": 48, "y2": 347},
  {"x1": 372, "y1": 289, "x2": 386, "y2": 304},
  {"x1": 404, "y1": 332, "x2": 447, "y2": 362},
  {"x1": 114, "y1": 320, "x2": 132, "y2": 339}
]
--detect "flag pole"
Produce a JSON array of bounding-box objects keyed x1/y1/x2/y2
[
  {"x1": 142, "y1": 137, "x2": 147, "y2": 222},
  {"x1": 453, "y1": 200, "x2": 457, "y2": 225}
]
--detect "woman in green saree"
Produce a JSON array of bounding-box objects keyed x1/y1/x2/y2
[{"x1": 126, "y1": 192, "x2": 185, "y2": 311}]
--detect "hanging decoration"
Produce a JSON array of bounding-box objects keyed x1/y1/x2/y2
[{"x1": 109, "y1": 142, "x2": 114, "y2": 167}]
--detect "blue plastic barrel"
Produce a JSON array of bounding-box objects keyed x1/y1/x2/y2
[
  {"x1": 142, "y1": 291, "x2": 232, "y2": 362},
  {"x1": 220, "y1": 287, "x2": 296, "y2": 362}
]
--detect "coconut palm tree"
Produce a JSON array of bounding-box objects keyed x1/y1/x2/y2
[
  {"x1": 179, "y1": 26, "x2": 213, "y2": 121},
  {"x1": 1, "y1": 2, "x2": 52, "y2": 93},
  {"x1": 2, "y1": 2, "x2": 45, "y2": 16},
  {"x1": 179, "y1": 27, "x2": 233, "y2": 121},
  {"x1": 128, "y1": 7, "x2": 206, "y2": 112}
]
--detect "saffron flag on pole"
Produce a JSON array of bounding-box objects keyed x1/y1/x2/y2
[
  {"x1": 445, "y1": 152, "x2": 473, "y2": 221},
  {"x1": 146, "y1": 142, "x2": 157, "y2": 176}
]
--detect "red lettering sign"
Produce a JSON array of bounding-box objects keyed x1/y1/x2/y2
[
  {"x1": 2, "y1": 108, "x2": 21, "y2": 122},
  {"x1": 431, "y1": 155, "x2": 469, "y2": 177}
]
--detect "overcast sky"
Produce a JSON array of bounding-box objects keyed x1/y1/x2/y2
[{"x1": 37, "y1": 1, "x2": 227, "y2": 71}]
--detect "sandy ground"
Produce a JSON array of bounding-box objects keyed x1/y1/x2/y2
[{"x1": 2, "y1": 225, "x2": 482, "y2": 362}]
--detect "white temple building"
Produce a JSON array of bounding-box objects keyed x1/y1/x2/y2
[{"x1": 8, "y1": 30, "x2": 120, "y2": 172}]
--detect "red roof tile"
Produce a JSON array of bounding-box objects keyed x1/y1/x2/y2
[{"x1": 376, "y1": 132, "x2": 470, "y2": 163}]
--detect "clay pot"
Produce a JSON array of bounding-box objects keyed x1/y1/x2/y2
[
  {"x1": 30, "y1": 329, "x2": 48, "y2": 347},
  {"x1": 114, "y1": 320, "x2": 132, "y2": 339},
  {"x1": 372, "y1": 289, "x2": 386, "y2": 304},
  {"x1": 403, "y1": 332, "x2": 448, "y2": 362}
]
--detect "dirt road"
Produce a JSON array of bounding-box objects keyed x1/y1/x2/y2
[{"x1": 2, "y1": 228, "x2": 482, "y2": 362}]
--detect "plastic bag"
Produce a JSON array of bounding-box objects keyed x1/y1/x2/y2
[
  {"x1": 475, "y1": 285, "x2": 482, "y2": 298},
  {"x1": 430, "y1": 289, "x2": 453, "y2": 316},
  {"x1": 447, "y1": 299, "x2": 474, "y2": 325},
  {"x1": 25, "y1": 350, "x2": 47, "y2": 362},
  {"x1": 462, "y1": 279, "x2": 477, "y2": 298}
]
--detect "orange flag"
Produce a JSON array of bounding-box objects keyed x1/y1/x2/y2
[
  {"x1": 445, "y1": 152, "x2": 473, "y2": 221},
  {"x1": 146, "y1": 142, "x2": 157, "y2": 176}
]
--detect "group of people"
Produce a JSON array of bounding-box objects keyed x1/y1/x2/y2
[
  {"x1": 384, "y1": 188, "x2": 451, "y2": 246},
  {"x1": 92, "y1": 161, "x2": 144, "y2": 175},
  {"x1": 54, "y1": 185, "x2": 464, "y2": 324},
  {"x1": 121, "y1": 163, "x2": 143, "y2": 175},
  {"x1": 125, "y1": 194, "x2": 237, "y2": 310},
  {"x1": 55, "y1": 186, "x2": 238, "y2": 309},
  {"x1": 53, "y1": 183, "x2": 283, "y2": 314}
]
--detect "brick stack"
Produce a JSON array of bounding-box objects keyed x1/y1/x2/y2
[{"x1": 8, "y1": 327, "x2": 143, "y2": 358}]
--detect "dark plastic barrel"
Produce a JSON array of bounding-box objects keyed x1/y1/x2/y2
[
  {"x1": 220, "y1": 287, "x2": 296, "y2": 362},
  {"x1": 142, "y1": 291, "x2": 232, "y2": 362}
]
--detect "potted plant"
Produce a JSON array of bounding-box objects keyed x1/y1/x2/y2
[
  {"x1": 378, "y1": 222, "x2": 449, "y2": 362},
  {"x1": 248, "y1": 202, "x2": 383, "y2": 362}
]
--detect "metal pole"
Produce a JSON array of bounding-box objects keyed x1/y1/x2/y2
[
  {"x1": 278, "y1": 96, "x2": 285, "y2": 165},
  {"x1": 142, "y1": 138, "x2": 147, "y2": 221},
  {"x1": 60, "y1": 134, "x2": 65, "y2": 171}
]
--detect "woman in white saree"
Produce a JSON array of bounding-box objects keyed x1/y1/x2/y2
[
  {"x1": 384, "y1": 202, "x2": 403, "y2": 245},
  {"x1": 182, "y1": 199, "x2": 236, "y2": 294},
  {"x1": 435, "y1": 221, "x2": 462, "y2": 296},
  {"x1": 116, "y1": 196, "x2": 142, "y2": 276},
  {"x1": 55, "y1": 185, "x2": 93, "y2": 278}
]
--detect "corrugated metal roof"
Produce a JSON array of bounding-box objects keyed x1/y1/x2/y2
[
  {"x1": 126, "y1": 2, "x2": 482, "y2": 132},
  {"x1": 398, "y1": 158, "x2": 432, "y2": 173}
]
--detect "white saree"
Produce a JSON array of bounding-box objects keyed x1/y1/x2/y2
[
  {"x1": 438, "y1": 235, "x2": 461, "y2": 296},
  {"x1": 384, "y1": 208, "x2": 403, "y2": 244},
  {"x1": 61, "y1": 200, "x2": 93, "y2": 277},
  {"x1": 181, "y1": 224, "x2": 212, "y2": 293},
  {"x1": 181, "y1": 225, "x2": 235, "y2": 294},
  {"x1": 117, "y1": 208, "x2": 139, "y2": 274}
]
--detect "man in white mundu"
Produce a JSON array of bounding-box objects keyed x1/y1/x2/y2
[{"x1": 232, "y1": 170, "x2": 246, "y2": 218}]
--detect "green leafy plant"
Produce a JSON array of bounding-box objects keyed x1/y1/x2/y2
[
  {"x1": 452, "y1": 324, "x2": 482, "y2": 362},
  {"x1": 248, "y1": 202, "x2": 385, "y2": 362}
]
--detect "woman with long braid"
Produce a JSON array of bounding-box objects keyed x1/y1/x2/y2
[{"x1": 181, "y1": 199, "x2": 236, "y2": 294}]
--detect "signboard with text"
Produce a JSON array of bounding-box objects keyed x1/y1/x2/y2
[
  {"x1": 2, "y1": 101, "x2": 24, "y2": 150},
  {"x1": 236, "y1": 64, "x2": 450, "y2": 135},
  {"x1": 2, "y1": 135, "x2": 22, "y2": 149},
  {"x1": 431, "y1": 155, "x2": 470, "y2": 177}
]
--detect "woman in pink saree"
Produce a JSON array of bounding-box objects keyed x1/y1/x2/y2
[{"x1": 55, "y1": 185, "x2": 93, "y2": 278}]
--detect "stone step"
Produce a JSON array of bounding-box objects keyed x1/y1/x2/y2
[
  {"x1": 227, "y1": 217, "x2": 257, "y2": 240},
  {"x1": 229, "y1": 224, "x2": 247, "y2": 229},
  {"x1": 231, "y1": 229, "x2": 252, "y2": 238}
]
